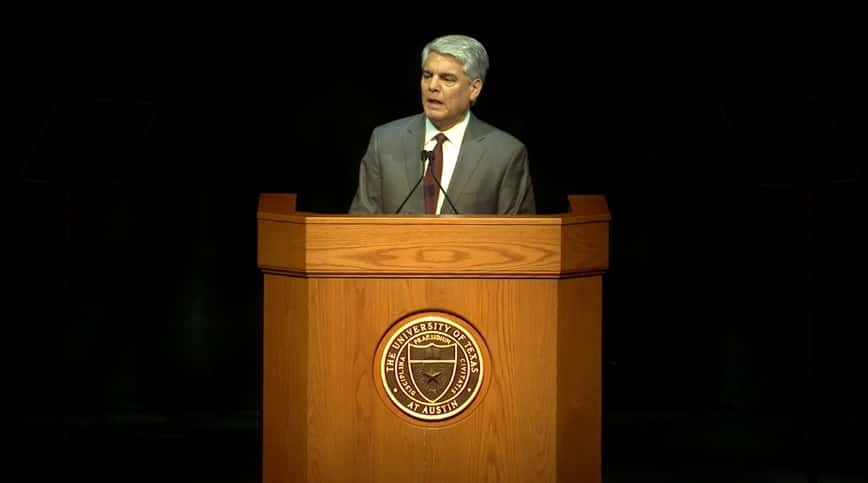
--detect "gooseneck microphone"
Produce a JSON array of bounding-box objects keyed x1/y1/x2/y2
[
  {"x1": 421, "y1": 150, "x2": 461, "y2": 215},
  {"x1": 393, "y1": 151, "x2": 429, "y2": 214}
]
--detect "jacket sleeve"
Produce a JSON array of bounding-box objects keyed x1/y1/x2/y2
[
  {"x1": 348, "y1": 131, "x2": 382, "y2": 214},
  {"x1": 497, "y1": 144, "x2": 536, "y2": 215}
]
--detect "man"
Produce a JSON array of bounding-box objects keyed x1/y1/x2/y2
[{"x1": 349, "y1": 34, "x2": 536, "y2": 215}]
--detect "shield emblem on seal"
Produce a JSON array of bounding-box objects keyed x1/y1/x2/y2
[{"x1": 408, "y1": 343, "x2": 457, "y2": 403}]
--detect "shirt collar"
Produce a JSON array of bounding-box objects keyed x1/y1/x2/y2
[{"x1": 424, "y1": 111, "x2": 471, "y2": 145}]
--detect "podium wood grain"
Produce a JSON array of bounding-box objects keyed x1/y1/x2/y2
[{"x1": 259, "y1": 194, "x2": 607, "y2": 483}]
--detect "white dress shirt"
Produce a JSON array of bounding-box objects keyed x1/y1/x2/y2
[{"x1": 423, "y1": 112, "x2": 470, "y2": 214}]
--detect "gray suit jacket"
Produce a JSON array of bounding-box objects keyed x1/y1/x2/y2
[{"x1": 349, "y1": 113, "x2": 536, "y2": 214}]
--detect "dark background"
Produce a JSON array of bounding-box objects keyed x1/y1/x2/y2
[{"x1": 8, "y1": 19, "x2": 866, "y2": 482}]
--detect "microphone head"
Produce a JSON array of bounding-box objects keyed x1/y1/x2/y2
[{"x1": 420, "y1": 150, "x2": 429, "y2": 162}]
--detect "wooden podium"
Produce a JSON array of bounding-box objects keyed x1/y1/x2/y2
[{"x1": 257, "y1": 193, "x2": 610, "y2": 483}]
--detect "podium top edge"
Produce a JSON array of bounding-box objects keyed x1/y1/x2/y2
[
  {"x1": 256, "y1": 213, "x2": 610, "y2": 225},
  {"x1": 257, "y1": 193, "x2": 610, "y2": 225}
]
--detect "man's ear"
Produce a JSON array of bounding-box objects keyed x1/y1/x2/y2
[{"x1": 470, "y1": 79, "x2": 483, "y2": 103}]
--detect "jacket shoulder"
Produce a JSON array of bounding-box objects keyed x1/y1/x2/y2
[
  {"x1": 372, "y1": 114, "x2": 423, "y2": 135},
  {"x1": 469, "y1": 115, "x2": 525, "y2": 149}
]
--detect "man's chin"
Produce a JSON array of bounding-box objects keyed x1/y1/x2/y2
[{"x1": 424, "y1": 110, "x2": 447, "y2": 123}]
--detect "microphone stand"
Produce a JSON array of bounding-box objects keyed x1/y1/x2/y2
[
  {"x1": 422, "y1": 150, "x2": 461, "y2": 215},
  {"x1": 393, "y1": 152, "x2": 428, "y2": 214}
]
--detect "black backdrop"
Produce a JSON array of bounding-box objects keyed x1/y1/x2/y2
[{"x1": 8, "y1": 20, "x2": 866, "y2": 481}]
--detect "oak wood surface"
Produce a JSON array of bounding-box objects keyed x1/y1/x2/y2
[
  {"x1": 257, "y1": 194, "x2": 609, "y2": 278},
  {"x1": 259, "y1": 193, "x2": 607, "y2": 483},
  {"x1": 262, "y1": 275, "x2": 308, "y2": 483},
  {"x1": 303, "y1": 278, "x2": 560, "y2": 483}
]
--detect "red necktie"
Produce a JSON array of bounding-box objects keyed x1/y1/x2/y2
[{"x1": 424, "y1": 133, "x2": 447, "y2": 214}]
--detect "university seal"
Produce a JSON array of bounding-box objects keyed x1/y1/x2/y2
[{"x1": 376, "y1": 312, "x2": 488, "y2": 422}]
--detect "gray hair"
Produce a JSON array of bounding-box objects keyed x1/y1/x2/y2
[{"x1": 421, "y1": 34, "x2": 489, "y2": 83}]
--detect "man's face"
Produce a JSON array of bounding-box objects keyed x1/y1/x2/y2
[{"x1": 420, "y1": 52, "x2": 482, "y2": 131}]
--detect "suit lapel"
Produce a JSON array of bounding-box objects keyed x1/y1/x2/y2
[
  {"x1": 401, "y1": 115, "x2": 426, "y2": 213},
  {"x1": 446, "y1": 114, "x2": 486, "y2": 211}
]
